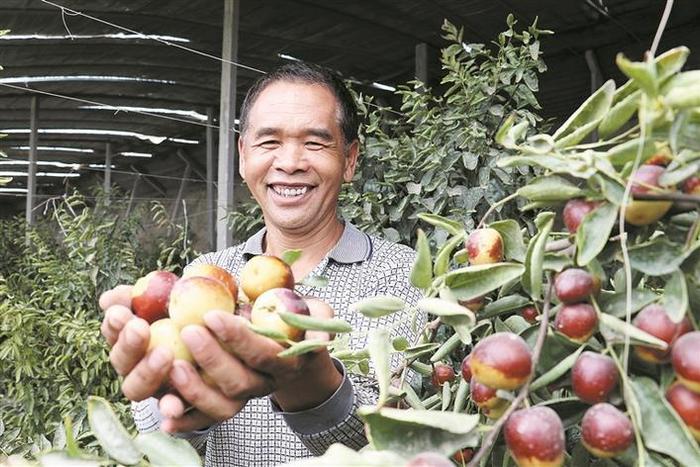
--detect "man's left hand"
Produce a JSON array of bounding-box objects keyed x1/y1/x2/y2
[{"x1": 159, "y1": 299, "x2": 343, "y2": 433}]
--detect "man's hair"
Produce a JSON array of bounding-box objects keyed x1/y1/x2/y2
[{"x1": 238, "y1": 62, "x2": 359, "y2": 146}]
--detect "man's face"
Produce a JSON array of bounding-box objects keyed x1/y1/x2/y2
[{"x1": 238, "y1": 81, "x2": 358, "y2": 233}]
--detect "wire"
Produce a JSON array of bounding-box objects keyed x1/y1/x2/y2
[
  {"x1": 0, "y1": 82, "x2": 237, "y2": 133},
  {"x1": 40, "y1": 0, "x2": 267, "y2": 75}
]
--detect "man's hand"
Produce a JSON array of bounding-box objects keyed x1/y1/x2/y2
[
  {"x1": 99, "y1": 285, "x2": 174, "y2": 401},
  {"x1": 159, "y1": 299, "x2": 343, "y2": 433}
]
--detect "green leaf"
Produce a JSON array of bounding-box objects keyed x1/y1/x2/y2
[
  {"x1": 300, "y1": 275, "x2": 329, "y2": 288},
  {"x1": 430, "y1": 333, "x2": 463, "y2": 363},
  {"x1": 134, "y1": 431, "x2": 203, "y2": 467},
  {"x1": 522, "y1": 212, "x2": 555, "y2": 299},
  {"x1": 530, "y1": 345, "x2": 585, "y2": 391},
  {"x1": 616, "y1": 54, "x2": 658, "y2": 97},
  {"x1": 662, "y1": 270, "x2": 689, "y2": 323},
  {"x1": 403, "y1": 342, "x2": 441, "y2": 360},
  {"x1": 410, "y1": 229, "x2": 433, "y2": 289},
  {"x1": 543, "y1": 252, "x2": 572, "y2": 272},
  {"x1": 277, "y1": 339, "x2": 330, "y2": 357},
  {"x1": 489, "y1": 219, "x2": 526, "y2": 263},
  {"x1": 553, "y1": 80, "x2": 615, "y2": 141},
  {"x1": 555, "y1": 119, "x2": 603, "y2": 149},
  {"x1": 416, "y1": 298, "x2": 475, "y2": 324},
  {"x1": 576, "y1": 202, "x2": 618, "y2": 266},
  {"x1": 496, "y1": 116, "x2": 529, "y2": 148},
  {"x1": 480, "y1": 295, "x2": 531, "y2": 318},
  {"x1": 629, "y1": 377, "x2": 700, "y2": 465},
  {"x1": 433, "y1": 232, "x2": 466, "y2": 276},
  {"x1": 605, "y1": 137, "x2": 657, "y2": 167},
  {"x1": 517, "y1": 176, "x2": 586, "y2": 202},
  {"x1": 87, "y1": 396, "x2": 141, "y2": 466},
  {"x1": 599, "y1": 90, "x2": 641, "y2": 138},
  {"x1": 359, "y1": 407, "x2": 479, "y2": 457},
  {"x1": 350, "y1": 295, "x2": 406, "y2": 318},
  {"x1": 656, "y1": 46, "x2": 690, "y2": 82},
  {"x1": 598, "y1": 313, "x2": 668, "y2": 349},
  {"x1": 392, "y1": 336, "x2": 409, "y2": 351},
  {"x1": 368, "y1": 328, "x2": 392, "y2": 407},
  {"x1": 417, "y1": 213, "x2": 465, "y2": 236},
  {"x1": 278, "y1": 311, "x2": 353, "y2": 334},
  {"x1": 599, "y1": 289, "x2": 659, "y2": 317},
  {"x1": 443, "y1": 263, "x2": 525, "y2": 300},
  {"x1": 629, "y1": 238, "x2": 685, "y2": 276},
  {"x1": 665, "y1": 74, "x2": 700, "y2": 109},
  {"x1": 281, "y1": 249, "x2": 302, "y2": 266},
  {"x1": 248, "y1": 323, "x2": 289, "y2": 341},
  {"x1": 659, "y1": 161, "x2": 700, "y2": 187}
]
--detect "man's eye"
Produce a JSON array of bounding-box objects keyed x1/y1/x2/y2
[
  {"x1": 305, "y1": 141, "x2": 324, "y2": 150},
  {"x1": 259, "y1": 140, "x2": 280, "y2": 149}
]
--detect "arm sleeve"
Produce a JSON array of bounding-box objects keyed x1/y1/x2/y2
[{"x1": 277, "y1": 254, "x2": 425, "y2": 455}]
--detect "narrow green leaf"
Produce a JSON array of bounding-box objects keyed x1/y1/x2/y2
[
  {"x1": 605, "y1": 137, "x2": 657, "y2": 167},
  {"x1": 299, "y1": 275, "x2": 329, "y2": 288},
  {"x1": 278, "y1": 311, "x2": 353, "y2": 333},
  {"x1": 616, "y1": 54, "x2": 658, "y2": 97},
  {"x1": 480, "y1": 295, "x2": 531, "y2": 318},
  {"x1": 87, "y1": 396, "x2": 141, "y2": 466},
  {"x1": 248, "y1": 323, "x2": 288, "y2": 341},
  {"x1": 430, "y1": 333, "x2": 462, "y2": 363},
  {"x1": 553, "y1": 80, "x2": 615, "y2": 141},
  {"x1": 495, "y1": 113, "x2": 515, "y2": 146},
  {"x1": 662, "y1": 270, "x2": 689, "y2": 323},
  {"x1": 444, "y1": 263, "x2": 525, "y2": 300},
  {"x1": 599, "y1": 90, "x2": 641, "y2": 138},
  {"x1": 489, "y1": 219, "x2": 526, "y2": 263},
  {"x1": 38, "y1": 453, "x2": 101, "y2": 467},
  {"x1": 433, "y1": 233, "x2": 466, "y2": 277},
  {"x1": 281, "y1": 249, "x2": 302, "y2": 266},
  {"x1": 403, "y1": 342, "x2": 441, "y2": 360},
  {"x1": 417, "y1": 213, "x2": 465, "y2": 236},
  {"x1": 598, "y1": 313, "x2": 668, "y2": 349},
  {"x1": 368, "y1": 328, "x2": 392, "y2": 407},
  {"x1": 359, "y1": 407, "x2": 480, "y2": 457},
  {"x1": 517, "y1": 176, "x2": 586, "y2": 202},
  {"x1": 277, "y1": 339, "x2": 330, "y2": 357},
  {"x1": 576, "y1": 202, "x2": 618, "y2": 266},
  {"x1": 410, "y1": 229, "x2": 433, "y2": 289},
  {"x1": 350, "y1": 295, "x2": 406, "y2": 318},
  {"x1": 530, "y1": 345, "x2": 585, "y2": 391},
  {"x1": 452, "y1": 378, "x2": 469, "y2": 413},
  {"x1": 134, "y1": 431, "x2": 202, "y2": 467},
  {"x1": 659, "y1": 161, "x2": 700, "y2": 187},
  {"x1": 522, "y1": 212, "x2": 555, "y2": 299},
  {"x1": 656, "y1": 46, "x2": 690, "y2": 82},
  {"x1": 555, "y1": 119, "x2": 602, "y2": 148},
  {"x1": 392, "y1": 336, "x2": 409, "y2": 352},
  {"x1": 629, "y1": 377, "x2": 700, "y2": 465}
]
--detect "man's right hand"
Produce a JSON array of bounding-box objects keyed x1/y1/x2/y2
[{"x1": 99, "y1": 285, "x2": 174, "y2": 401}]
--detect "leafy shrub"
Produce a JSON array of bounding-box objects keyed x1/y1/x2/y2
[{"x1": 0, "y1": 190, "x2": 197, "y2": 456}]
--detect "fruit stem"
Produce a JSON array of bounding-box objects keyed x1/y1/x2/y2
[
  {"x1": 467, "y1": 278, "x2": 554, "y2": 467},
  {"x1": 476, "y1": 193, "x2": 519, "y2": 230}
]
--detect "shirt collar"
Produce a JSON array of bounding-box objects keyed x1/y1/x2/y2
[{"x1": 242, "y1": 222, "x2": 371, "y2": 264}]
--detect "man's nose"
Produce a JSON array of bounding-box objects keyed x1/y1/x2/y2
[{"x1": 272, "y1": 143, "x2": 308, "y2": 173}]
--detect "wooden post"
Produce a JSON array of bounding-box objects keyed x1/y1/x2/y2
[
  {"x1": 415, "y1": 43, "x2": 429, "y2": 86},
  {"x1": 216, "y1": 0, "x2": 240, "y2": 250},
  {"x1": 206, "y1": 107, "x2": 216, "y2": 251},
  {"x1": 104, "y1": 142, "x2": 112, "y2": 204},
  {"x1": 171, "y1": 161, "x2": 191, "y2": 222},
  {"x1": 25, "y1": 96, "x2": 39, "y2": 228}
]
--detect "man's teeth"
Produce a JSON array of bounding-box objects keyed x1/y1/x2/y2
[{"x1": 273, "y1": 186, "x2": 308, "y2": 197}]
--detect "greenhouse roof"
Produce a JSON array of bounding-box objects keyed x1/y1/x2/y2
[{"x1": 0, "y1": 0, "x2": 699, "y2": 206}]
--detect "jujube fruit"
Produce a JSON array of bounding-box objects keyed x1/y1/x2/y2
[
  {"x1": 554, "y1": 303, "x2": 598, "y2": 343},
  {"x1": 168, "y1": 276, "x2": 235, "y2": 328},
  {"x1": 131, "y1": 270, "x2": 178, "y2": 323},
  {"x1": 571, "y1": 351, "x2": 618, "y2": 404},
  {"x1": 624, "y1": 165, "x2": 673, "y2": 226},
  {"x1": 666, "y1": 382, "x2": 700, "y2": 441},
  {"x1": 250, "y1": 288, "x2": 309, "y2": 342},
  {"x1": 581, "y1": 403, "x2": 633, "y2": 458},
  {"x1": 563, "y1": 198, "x2": 598, "y2": 233},
  {"x1": 240, "y1": 255, "x2": 295, "y2": 302},
  {"x1": 466, "y1": 228, "x2": 504, "y2": 265},
  {"x1": 633, "y1": 304, "x2": 689, "y2": 363},
  {"x1": 672, "y1": 331, "x2": 700, "y2": 394},
  {"x1": 504, "y1": 406, "x2": 565, "y2": 467},
  {"x1": 470, "y1": 378, "x2": 508, "y2": 419},
  {"x1": 183, "y1": 263, "x2": 238, "y2": 300},
  {"x1": 554, "y1": 268, "x2": 596, "y2": 304},
  {"x1": 470, "y1": 332, "x2": 532, "y2": 390},
  {"x1": 148, "y1": 318, "x2": 193, "y2": 363},
  {"x1": 431, "y1": 363, "x2": 456, "y2": 388}
]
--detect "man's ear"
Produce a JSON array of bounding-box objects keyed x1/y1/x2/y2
[
  {"x1": 343, "y1": 140, "x2": 359, "y2": 183},
  {"x1": 237, "y1": 134, "x2": 246, "y2": 179}
]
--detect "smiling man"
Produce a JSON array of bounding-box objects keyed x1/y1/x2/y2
[{"x1": 99, "y1": 63, "x2": 422, "y2": 466}]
